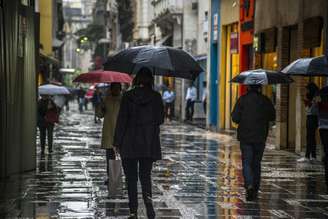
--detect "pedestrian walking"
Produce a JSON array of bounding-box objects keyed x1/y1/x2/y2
[
  {"x1": 92, "y1": 88, "x2": 102, "y2": 123},
  {"x1": 100, "y1": 83, "x2": 122, "y2": 184},
  {"x1": 231, "y1": 85, "x2": 275, "y2": 201},
  {"x1": 298, "y1": 82, "x2": 319, "y2": 162},
  {"x1": 317, "y1": 88, "x2": 328, "y2": 192},
  {"x1": 185, "y1": 83, "x2": 197, "y2": 121},
  {"x1": 162, "y1": 87, "x2": 175, "y2": 121},
  {"x1": 77, "y1": 87, "x2": 86, "y2": 113},
  {"x1": 37, "y1": 95, "x2": 59, "y2": 155},
  {"x1": 114, "y1": 67, "x2": 164, "y2": 219}
]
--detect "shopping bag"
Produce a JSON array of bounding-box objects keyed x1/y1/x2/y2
[{"x1": 108, "y1": 159, "x2": 123, "y2": 196}]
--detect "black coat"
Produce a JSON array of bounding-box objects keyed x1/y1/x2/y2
[
  {"x1": 114, "y1": 87, "x2": 164, "y2": 160},
  {"x1": 231, "y1": 90, "x2": 275, "y2": 144}
]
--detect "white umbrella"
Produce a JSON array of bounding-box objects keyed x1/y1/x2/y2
[{"x1": 38, "y1": 84, "x2": 70, "y2": 95}]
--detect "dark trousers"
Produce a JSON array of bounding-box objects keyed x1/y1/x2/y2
[
  {"x1": 320, "y1": 129, "x2": 328, "y2": 188},
  {"x1": 164, "y1": 102, "x2": 174, "y2": 120},
  {"x1": 106, "y1": 148, "x2": 116, "y2": 176},
  {"x1": 203, "y1": 100, "x2": 207, "y2": 114},
  {"x1": 39, "y1": 124, "x2": 54, "y2": 153},
  {"x1": 122, "y1": 158, "x2": 153, "y2": 213},
  {"x1": 240, "y1": 142, "x2": 265, "y2": 191},
  {"x1": 306, "y1": 115, "x2": 318, "y2": 158},
  {"x1": 185, "y1": 99, "x2": 195, "y2": 121}
]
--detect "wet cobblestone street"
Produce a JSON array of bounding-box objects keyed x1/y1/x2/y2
[{"x1": 1, "y1": 106, "x2": 328, "y2": 218}]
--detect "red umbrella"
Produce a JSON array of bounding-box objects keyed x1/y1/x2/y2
[{"x1": 73, "y1": 70, "x2": 132, "y2": 84}]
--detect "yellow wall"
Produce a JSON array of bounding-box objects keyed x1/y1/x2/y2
[
  {"x1": 39, "y1": 0, "x2": 53, "y2": 55},
  {"x1": 261, "y1": 52, "x2": 278, "y2": 98},
  {"x1": 220, "y1": 23, "x2": 240, "y2": 129}
]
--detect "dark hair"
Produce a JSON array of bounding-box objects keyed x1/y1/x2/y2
[
  {"x1": 306, "y1": 82, "x2": 319, "y2": 100},
  {"x1": 133, "y1": 67, "x2": 154, "y2": 88},
  {"x1": 110, "y1": 82, "x2": 122, "y2": 90}
]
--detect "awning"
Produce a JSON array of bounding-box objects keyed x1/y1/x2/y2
[
  {"x1": 52, "y1": 38, "x2": 64, "y2": 48},
  {"x1": 155, "y1": 34, "x2": 172, "y2": 46}
]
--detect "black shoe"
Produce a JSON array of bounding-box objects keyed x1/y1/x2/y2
[{"x1": 246, "y1": 187, "x2": 255, "y2": 201}]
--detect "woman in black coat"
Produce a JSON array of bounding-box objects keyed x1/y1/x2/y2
[{"x1": 114, "y1": 67, "x2": 164, "y2": 219}]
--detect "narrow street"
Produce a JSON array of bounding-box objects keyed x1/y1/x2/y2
[{"x1": 0, "y1": 105, "x2": 327, "y2": 218}]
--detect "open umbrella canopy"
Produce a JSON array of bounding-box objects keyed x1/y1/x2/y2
[
  {"x1": 231, "y1": 69, "x2": 293, "y2": 85},
  {"x1": 281, "y1": 55, "x2": 328, "y2": 76},
  {"x1": 73, "y1": 70, "x2": 132, "y2": 84},
  {"x1": 38, "y1": 84, "x2": 70, "y2": 95},
  {"x1": 103, "y1": 46, "x2": 204, "y2": 80}
]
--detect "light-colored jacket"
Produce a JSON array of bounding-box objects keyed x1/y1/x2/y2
[{"x1": 101, "y1": 94, "x2": 121, "y2": 149}]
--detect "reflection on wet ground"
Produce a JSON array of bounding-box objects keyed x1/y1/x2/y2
[{"x1": 1, "y1": 105, "x2": 328, "y2": 218}]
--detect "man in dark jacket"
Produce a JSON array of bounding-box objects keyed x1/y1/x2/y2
[
  {"x1": 114, "y1": 68, "x2": 164, "y2": 219},
  {"x1": 231, "y1": 85, "x2": 275, "y2": 201}
]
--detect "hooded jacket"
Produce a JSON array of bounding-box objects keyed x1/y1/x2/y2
[
  {"x1": 113, "y1": 87, "x2": 164, "y2": 160},
  {"x1": 231, "y1": 90, "x2": 276, "y2": 144}
]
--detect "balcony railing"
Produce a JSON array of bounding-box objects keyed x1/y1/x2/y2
[{"x1": 152, "y1": 0, "x2": 183, "y2": 18}]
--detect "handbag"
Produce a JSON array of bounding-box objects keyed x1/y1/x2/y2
[
  {"x1": 45, "y1": 109, "x2": 59, "y2": 124},
  {"x1": 108, "y1": 154, "x2": 122, "y2": 197}
]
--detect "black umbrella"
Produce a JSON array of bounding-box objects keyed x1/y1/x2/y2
[
  {"x1": 230, "y1": 69, "x2": 293, "y2": 85},
  {"x1": 103, "y1": 46, "x2": 204, "y2": 80},
  {"x1": 281, "y1": 55, "x2": 328, "y2": 76}
]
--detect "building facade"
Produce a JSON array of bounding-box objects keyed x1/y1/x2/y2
[{"x1": 254, "y1": 0, "x2": 328, "y2": 153}]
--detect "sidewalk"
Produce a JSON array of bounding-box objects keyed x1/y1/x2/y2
[{"x1": 1, "y1": 105, "x2": 328, "y2": 218}]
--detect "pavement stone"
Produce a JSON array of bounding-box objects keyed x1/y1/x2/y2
[{"x1": 1, "y1": 105, "x2": 328, "y2": 218}]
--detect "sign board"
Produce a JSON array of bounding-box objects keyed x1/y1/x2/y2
[{"x1": 213, "y1": 13, "x2": 218, "y2": 42}]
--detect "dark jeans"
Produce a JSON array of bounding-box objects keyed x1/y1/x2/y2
[
  {"x1": 39, "y1": 124, "x2": 54, "y2": 153},
  {"x1": 320, "y1": 129, "x2": 328, "y2": 188},
  {"x1": 106, "y1": 148, "x2": 116, "y2": 176},
  {"x1": 240, "y1": 142, "x2": 265, "y2": 191},
  {"x1": 203, "y1": 100, "x2": 207, "y2": 114},
  {"x1": 185, "y1": 99, "x2": 195, "y2": 121},
  {"x1": 164, "y1": 102, "x2": 174, "y2": 120},
  {"x1": 306, "y1": 115, "x2": 318, "y2": 158},
  {"x1": 122, "y1": 158, "x2": 153, "y2": 213}
]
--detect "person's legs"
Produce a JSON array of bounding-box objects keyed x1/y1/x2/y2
[
  {"x1": 39, "y1": 126, "x2": 46, "y2": 154},
  {"x1": 106, "y1": 148, "x2": 116, "y2": 176},
  {"x1": 122, "y1": 159, "x2": 138, "y2": 215},
  {"x1": 139, "y1": 159, "x2": 155, "y2": 219},
  {"x1": 164, "y1": 103, "x2": 169, "y2": 119},
  {"x1": 185, "y1": 100, "x2": 191, "y2": 121},
  {"x1": 252, "y1": 143, "x2": 265, "y2": 194},
  {"x1": 240, "y1": 143, "x2": 254, "y2": 189},
  {"x1": 47, "y1": 124, "x2": 54, "y2": 153},
  {"x1": 168, "y1": 102, "x2": 173, "y2": 120},
  {"x1": 190, "y1": 101, "x2": 195, "y2": 121},
  {"x1": 203, "y1": 100, "x2": 207, "y2": 114},
  {"x1": 306, "y1": 115, "x2": 317, "y2": 159},
  {"x1": 320, "y1": 129, "x2": 328, "y2": 190}
]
